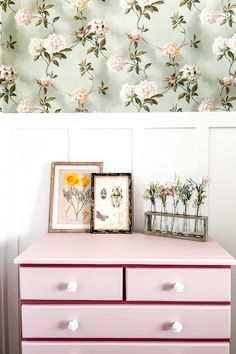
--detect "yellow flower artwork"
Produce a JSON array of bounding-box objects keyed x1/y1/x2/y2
[{"x1": 63, "y1": 172, "x2": 91, "y2": 221}]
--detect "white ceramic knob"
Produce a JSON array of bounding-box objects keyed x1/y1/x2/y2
[
  {"x1": 68, "y1": 320, "x2": 79, "y2": 332},
  {"x1": 172, "y1": 321, "x2": 183, "y2": 333},
  {"x1": 173, "y1": 282, "x2": 184, "y2": 294},
  {"x1": 67, "y1": 281, "x2": 78, "y2": 293}
]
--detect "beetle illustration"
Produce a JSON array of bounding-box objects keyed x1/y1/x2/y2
[
  {"x1": 111, "y1": 186, "x2": 123, "y2": 208},
  {"x1": 100, "y1": 188, "x2": 107, "y2": 200}
]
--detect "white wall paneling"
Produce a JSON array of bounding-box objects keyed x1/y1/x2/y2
[{"x1": 0, "y1": 113, "x2": 236, "y2": 354}]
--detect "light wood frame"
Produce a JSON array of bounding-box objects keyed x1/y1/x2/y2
[{"x1": 48, "y1": 162, "x2": 103, "y2": 233}]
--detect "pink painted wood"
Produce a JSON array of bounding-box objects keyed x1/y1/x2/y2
[
  {"x1": 20, "y1": 267, "x2": 123, "y2": 300},
  {"x1": 21, "y1": 341, "x2": 230, "y2": 354},
  {"x1": 21, "y1": 304, "x2": 230, "y2": 339},
  {"x1": 14, "y1": 233, "x2": 236, "y2": 266},
  {"x1": 126, "y1": 268, "x2": 230, "y2": 302}
]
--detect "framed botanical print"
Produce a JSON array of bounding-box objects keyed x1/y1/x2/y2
[
  {"x1": 91, "y1": 173, "x2": 132, "y2": 234},
  {"x1": 49, "y1": 162, "x2": 103, "y2": 232}
]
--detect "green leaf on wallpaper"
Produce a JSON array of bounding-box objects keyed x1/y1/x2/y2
[
  {"x1": 171, "y1": 13, "x2": 186, "y2": 30},
  {"x1": 100, "y1": 38, "x2": 106, "y2": 49},
  {"x1": 190, "y1": 34, "x2": 201, "y2": 49},
  {"x1": 143, "y1": 105, "x2": 150, "y2": 112},
  {"x1": 180, "y1": 0, "x2": 200, "y2": 11},
  {"x1": 5, "y1": 34, "x2": 17, "y2": 49},
  {"x1": 87, "y1": 47, "x2": 94, "y2": 54},
  {"x1": 9, "y1": 84, "x2": 15, "y2": 95},
  {"x1": 178, "y1": 92, "x2": 187, "y2": 100},
  {"x1": 192, "y1": 84, "x2": 198, "y2": 95},
  {"x1": 170, "y1": 105, "x2": 183, "y2": 112},
  {"x1": 52, "y1": 60, "x2": 59, "y2": 66},
  {"x1": 44, "y1": 52, "x2": 51, "y2": 61},
  {"x1": 135, "y1": 4, "x2": 142, "y2": 14},
  {"x1": 62, "y1": 48, "x2": 72, "y2": 53},
  {"x1": 144, "y1": 13, "x2": 151, "y2": 20},
  {"x1": 228, "y1": 51, "x2": 235, "y2": 61},
  {"x1": 53, "y1": 17, "x2": 60, "y2": 23},
  {"x1": 145, "y1": 63, "x2": 152, "y2": 70}
]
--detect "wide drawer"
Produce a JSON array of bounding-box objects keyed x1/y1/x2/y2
[
  {"x1": 21, "y1": 304, "x2": 230, "y2": 339},
  {"x1": 20, "y1": 267, "x2": 123, "y2": 300},
  {"x1": 21, "y1": 341, "x2": 230, "y2": 354},
  {"x1": 126, "y1": 268, "x2": 230, "y2": 302}
]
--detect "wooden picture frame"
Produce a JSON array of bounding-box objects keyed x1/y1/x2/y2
[
  {"x1": 91, "y1": 173, "x2": 132, "y2": 234},
  {"x1": 48, "y1": 162, "x2": 103, "y2": 233}
]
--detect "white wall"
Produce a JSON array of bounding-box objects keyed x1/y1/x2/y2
[{"x1": 0, "y1": 113, "x2": 236, "y2": 354}]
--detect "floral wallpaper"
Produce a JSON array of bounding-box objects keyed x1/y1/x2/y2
[{"x1": 0, "y1": 0, "x2": 236, "y2": 113}]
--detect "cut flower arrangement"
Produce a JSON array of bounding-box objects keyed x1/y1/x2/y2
[{"x1": 144, "y1": 176, "x2": 210, "y2": 241}]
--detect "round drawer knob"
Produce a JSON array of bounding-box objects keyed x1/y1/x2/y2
[
  {"x1": 67, "y1": 282, "x2": 78, "y2": 293},
  {"x1": 172, "y1": 321, "x2": 183, "y2": 333},
  {"x1": 68, "y1": 320, "x2": 79, "y2": 332},
  {"x1": 173, "y1": 282, "x2": 184, "y2": 294}
]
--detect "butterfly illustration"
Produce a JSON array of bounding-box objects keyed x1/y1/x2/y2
[{"x1": 96, "y1": 211, "x2": 109, "y2": 222}]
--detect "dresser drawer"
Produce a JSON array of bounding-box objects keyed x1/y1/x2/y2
[
  {"x1": 126, "y1": 268, "x2": 230, "y2": 302},
  {"x1": 22, "y1": 304, "x2": 230, "y2": 339},
  {"x1": 20, "y1": 267, "x2": 122, "y2": 300},
  {"x1": 22, "y1": 341, "x2": 229, "y2": 354}
]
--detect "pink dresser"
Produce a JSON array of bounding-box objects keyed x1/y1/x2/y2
[{"x1": 14, "y1": 233, "x2": 236, "y2": 354}]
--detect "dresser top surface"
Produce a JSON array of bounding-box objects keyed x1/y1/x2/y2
[{"x1": 14, "y1": 233, "x2": 236, "y2": 266}]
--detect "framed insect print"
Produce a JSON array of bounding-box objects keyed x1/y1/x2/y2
[
  {"x1": 49, "y1": 162, "x2": 103, "y2": 233},
  {"x1": 91, "y1": 173, "x2": 132, "y2": 234}
]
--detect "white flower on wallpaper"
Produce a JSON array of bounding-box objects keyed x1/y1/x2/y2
[
  {"x1": 15, "y1": 8, "x2": 32, "y2": 26},
  {"x1": 71, "y1": 88, "x2": 89, "y2": 104},
  {"x1": 1, "y1": 0, "x2": 236, "y2": 113},
  {"x1": 67, "y1": 0, "x2": 88, "y2": 11},
  {"x1": 120, "y1": 84, "x2": 135, "y2": 103},
  {"x1": 180, "y1": 65, "x2": 201, "y2": 84},
  {"x1": 199, "y1": 7, "x2": 218, "y2": 25},
  {"x1": 212, "y1": 37, "x2": 229, "y2": 55},
  {"x1": 198, "y1": 98, "x2": 216, "y2": 112},
  {"x1": 43, "y1": 34, "x2": 66, "y2": 54},
  {"x1": 0, "y1": 65, "x2": 17, "y2": 84},
  {"x1": 39, "y1": 76, "x2": 52, "y2": 87},
  {"x1": 89, "y1": 18, "x2": 108, "y2": 38},
  {"x1": 16, "y1": 99, "x2": 34, "y2": 113},
  {"x1": 162, "y1": 42, "x2": 180, "y2": 58},
  {"x1": 120, "y1": 0, "x2": 135, "y2": 10},
  {"x1": 107, "y1": 54, "x2": 125, "y2": 72},
  {"x1": 130, "y1": 30, "x2": 142, "y2": 41},
  {"x1": 228, "y1": 34, "x2": 236, "y2": 53},
  {"x1": 135, "y1": 80, "x2": 158, "y2": 100},
  {"x1": 28, "y1": 38, "x2": 44, "y2": 56},
  {"x1": 222, "y1": 75, "x2": 235, "y2": 87},
  {"x1": 137, "y1": 0, "x2": 154, "y2": 8}
]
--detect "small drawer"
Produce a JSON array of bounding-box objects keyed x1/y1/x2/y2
[
  {"x1": 22, "y1": 341, "x2": 230, "y2": 354},
  {"x1": 20, "y1": 267, "x2": 122, "y2": 300},
  {"x1": 21, "y1": 304, "x2": 230, "y2": 339},
  {"x1": 126, "y1": 268, "x2": 230, "y2": 302}
]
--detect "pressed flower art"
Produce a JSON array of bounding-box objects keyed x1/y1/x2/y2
[
  {"x1": 48, "y1": 162, "x2": 103, "y2": 232},
  {"x1": 63, "y1": 172, "x2": 91, "y2": 221},
  {"x1": 1, "y1": 0, "x2": 236, "y2": 113}
]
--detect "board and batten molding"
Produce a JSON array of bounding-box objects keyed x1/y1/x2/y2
[{"x1": 0, "y1": 112, "x2": 236, "y2": 354}]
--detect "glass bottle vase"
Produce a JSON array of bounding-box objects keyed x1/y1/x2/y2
[
  {"x1": 151, "y1": 202, "x2": 158, "y2": 232},
  {"x1": 182, "y1": 204, "x2": 190, "y2": 235}
]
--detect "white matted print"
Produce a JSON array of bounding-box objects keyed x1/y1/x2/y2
[
  {"x1": 49, "y1": 162, "x2": 103, "y2": 232},
  {"x1": 91, "y1": 173, "x2": 132, "y2": 233}
]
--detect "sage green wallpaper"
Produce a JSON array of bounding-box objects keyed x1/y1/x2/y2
[{"x1": 1, "y1": 0, "x2": 236, "y2": 113}]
